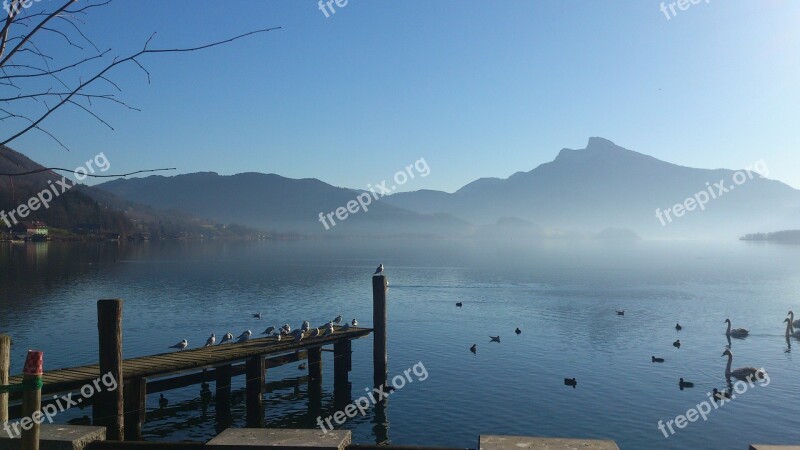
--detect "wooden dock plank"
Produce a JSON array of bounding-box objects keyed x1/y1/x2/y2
[{"x1": 8, "y1": 327, "x2": 371, "y2": 401}]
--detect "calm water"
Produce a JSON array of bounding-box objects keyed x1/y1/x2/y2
[{"x1": 1, "y1": 239, "x2": 799, "y2": 449}]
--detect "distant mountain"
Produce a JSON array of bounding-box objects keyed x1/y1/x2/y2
[
  {"x1": 384, "y1": 138, "x2": 800, "y2": 239},
  {"x1": 0, "y1": 145, "x2": 132, "y2": 235},
  {"x1": 96, "y1": 172, "x2": 471, "y2": 236}
]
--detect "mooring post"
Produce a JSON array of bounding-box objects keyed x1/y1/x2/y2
[
  {"x1": 245, "y1": 356, "x2": 264, "y2": 428},
  {"x1": 372, "y1": 275, "x2": 388, "y2": 390},
  {"x1": 21, "y1": 350, "x2": 43, "y2": 450},
  {"x1": 333, "y1": 338, "x2": 352, "y2": 407},
  {"x1": 123, "y1": 377, "x2": 146, "y2": 441},
  {"x1": 96, "y1": 299, "x2": 124, "y2": 440},
  {"x1": 215, "y1": 364, "x2": 232, "y2": 433},
  {"x1": 0, "y1": 334, "x2": 10, "y2": 424}
]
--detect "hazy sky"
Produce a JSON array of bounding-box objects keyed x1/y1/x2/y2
[{"x1": 7, "y1": 0, "x2": 800, "y2": 191}]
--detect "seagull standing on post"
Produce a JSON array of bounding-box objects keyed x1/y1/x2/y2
[{"x1": 374, "y1": 264, "x2": 384, "y2": 275}]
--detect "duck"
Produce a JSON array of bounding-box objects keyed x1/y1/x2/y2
[
  {"x1": 456, "y1": 302, "x2": 463, "y2": 307},
  {"x1": 712, "y1": 388, "x2": 732, "y2": 401},
  {"x1": 679, "y1": 378, "x2": 694, "y2": 389},
  {"x1": 722, "y1": 349, "x2": 765, "y2": 381},
  {"x1": 159, "y1": 394, "x2": 168, "y2": 408},
  {"x1": 489, "y1": 336, "x2": 501, "y2": 343},
  {"x1": 253, "y1": 313, "x2": 262, "y2": 319},
  {"x1": 724, "y1": 319, "x2": 749, "y2": 338},
  {"x1": 470, "y1": 344, "x2": 476, "y2": 353},
  {"x1": 652, "y1": 356, "x2": 665, "y2": 363},
  {"x1": 564, "y1": 378, "x2": 577, "y2": 388},
  {"x1": 515, "y1": 328, "x2": 521, "y2": 335},
  {"x1": 673, "y1": 340, "x2": 681, "y2": 348},
  {"x1": 616, "y1": 310, "x2": 625, "y2": 316},
  {"x1": 298, "y1": 363, "x2": 307, "y2": 370},
  {"x1": 675, "y1": 323, "x2": 682, "y2": 331}
]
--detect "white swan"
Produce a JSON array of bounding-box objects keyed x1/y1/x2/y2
[
  {"x1": 724, "y1": 319, "x2": 749, "y2": 337},
  {"x1": 785, "y1": 318, "x2": 800, "y2": 338},
  {"x1": 722, "y1": 349, "x2": 765, "y2": 381},
  {"x1": 787, "y1": 311, "x2": 800, "y2": 331}
]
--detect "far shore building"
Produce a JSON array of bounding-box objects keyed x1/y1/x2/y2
[{"x1": 12, "y1": 221, "x2": 49, "y2": 241}]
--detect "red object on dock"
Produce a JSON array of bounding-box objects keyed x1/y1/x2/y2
[{"x1": 23, "y1": 350, "x2": 43, "y2": 375}]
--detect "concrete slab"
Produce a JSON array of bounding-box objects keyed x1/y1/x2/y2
[
  {"x1": 207, "y1": 428, "x2": 351, "y2": 450},
  {"x1": 479, "y1": 435, "x2": 620, "y2": 450},
  {"x1": 750, "y1": 446, "x2": 800, "y2": 450},
  {"x1": 0, "y1": 424, "x2": 105, "y2": 450}
]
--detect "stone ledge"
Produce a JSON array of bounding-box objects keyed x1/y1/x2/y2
[
  {"x1": 0, "y1": 424, "x2": 105, "y2": 450},
  {"x1": 479, "y1": 435, "x2": 619, "y2": 450},
  {"x1": 206, "y1": 428, "x2": 351, "y2": 450}
]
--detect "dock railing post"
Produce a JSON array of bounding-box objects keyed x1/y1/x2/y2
[
  {"x1": 372, "y1": 275, "x2": 388, "y2": 390},
  {"x1": 245, "y1": 357, "x2": 264, "y2": 428},
  {"x1": 96, "y1": 299, "x2": 124, "y2": 441},
  {"x1": 0, "y1": 334, "x2": 10, "y2": 424},
  {"x1": 21, "y1": 350, "x2": 43, "y2": 450},
  {"x1": 215, "y1": 364, "x2": 232, "y2": 433},
  {"x1": 123, "y1": 377, "x2": 146, "y2": 441}
]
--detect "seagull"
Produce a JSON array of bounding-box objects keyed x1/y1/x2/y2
[
  {"x1": 274, "y1": 333, "x2": 282, "y2": 342},
  {"x1": 351, "y1": 318, "x2": 358, "y2": 326},
  {"x1": 236, "y1": 330, "x2": 252, "y2": 343},
  {"x1": 291, "y1": 329, "x2": 305, "y2": 342},
  {"x1": 489, "y1": 336, "x2": 501, "y2": 343},
  {"x1": 333, "y1": 315, "x2": 343, "y2": 324},
  {"x1": 253, "y1": 313, "x2": 262, "y2": 319},
  {"x1": 301, "y1": 321, "x2": 310, "y2": 332},
  {"x1": 204, "y1": 334, "x2": 215, "y2": 347},
  {"x1": 673, "y1": 339, "x2": 681, "y2": 348},
  {"x1": 374, "y1": 264, "x2": 384, "y2": 275},
  {"x1": 220, "y1": 333, "x2": 233, "y2": 344},
  {"x1": 515, "y1": 327, "x2": 521, "y2": 335},
  {"x1": 342, "y1": 323, "x2": 351, "y2": 331},
  {"x1": 323, "y1": 327, "x2": 334, "y2": 336},
  {"x1": 309, "y1": 328, "x2": 320, "y2": 338},
  {"x1": 262, "y1": 326, "x2": 276, "y2": 335},
  {"x1": 470, "y1": 344, "x2": 477, "y2": 353},
  {"x1": 282, "y1": 324, "x2": 291, "y2": 333},
  {"x1": 169, "y1": 339, "x2": 188, "y2": 351}
]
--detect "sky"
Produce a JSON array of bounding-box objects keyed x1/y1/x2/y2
[{"x1": 4, "y1": 0, "x2": 800, "y2": 192}]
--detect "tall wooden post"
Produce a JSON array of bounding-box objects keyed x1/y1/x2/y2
[
  {"x1": 245, "y1": 357, "x2": 264, "y2": 428},
  {"x1": 333, "y1": 339, "x2": 352, "y2": 408},
  {"x1": 123, "y1": 378, "x2": 146, "y2": 441},
  {"x1": 372, "y1": 275, "x2": 388, "y2": 390},
  {"x1": 0, "y1": 334, "x2": 10, "y2": 424},
  {"x1": 215, "y1": 364, "x2": 232, "y2": 433},
  {"x1": 96, "y1": 299, "x2": 124, "y2": 440},
  {"x1": 21, "y1": 350, "x2": 43, "y2": 450}
]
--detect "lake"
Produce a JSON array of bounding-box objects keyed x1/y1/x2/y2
[{"x1": 1, "y1": 238, "x2": 799, "y2": 449}]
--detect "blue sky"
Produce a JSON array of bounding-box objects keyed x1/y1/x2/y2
[{"x1": 6, "y1": 0, "x2": 800, "y2": 191}]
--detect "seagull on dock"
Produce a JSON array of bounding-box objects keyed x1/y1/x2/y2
[
  {"x1": 262, "y1": 326, "x2": 276, "y2": 335},
  {"x1": 374, "y1": 264, "x2": 384, "y2": 275},
  {"x1": 204, "y1": 334, "x2": 215, "y2": 347},
  {"x1": 291, "y1": 329, "x2": 305, "y2": 342},
  {"x1": 489, "y1": 336, "x2": 501, "y2": 343},
  {"x1": 342, "y1": 323, "x2": 351, "y2": 331},
  {"x1": 169, "y1": 339, "x2": 188, "y2": 351},
  {"x1": 236, "y1": 330, "x2": 252, "y2": 343},
  {"x1": 309, "y1": 328, "x2": 320, "y2": 338},
  {"x1": 274, "y1": 333, "x2": 282, "y2": 342},
  {"x1": 220, "y1": 333, "x2": 233, "y2": 344},
  {"x1": 301, "y1": 321, "x2": 311, "y2": 332},
  {"x1": 351, "y1": 318, "x2": 358, "y2": 326},
  {"x1": 282, "y1": 324, "x2": 291, "y2": 333},
  {"x1": 323, "y1": 326, "x2": 334, "y2": 336},
  {"x1": 333, "y1": 315, "x2": 343, "y2": 324}
]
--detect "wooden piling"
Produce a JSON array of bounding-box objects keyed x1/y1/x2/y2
[
  {"x1": 372, "y1": 275, "x2": 388, "y2": 390},
  {"x1": 123, "y1": 378, "x2": 146, "y2": 441},
  {"x1": 21, "y1": 350, "x2": 43, "y2": 450},
  {"x1": 0, "y1": 334, "x2": 10, "y2": 423},
  {"x1": 96, "y1": 299, "x2": 124, "y2": 441},
  {"x1": 333, "y1": 339, "x2": 351, "y2": 388},
  {"x1": 245, "y1": 357, "x2": 264, "y2": 428},
  {"x1": 215, "y1": 364, "x2": 232, "y2": 433}
]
